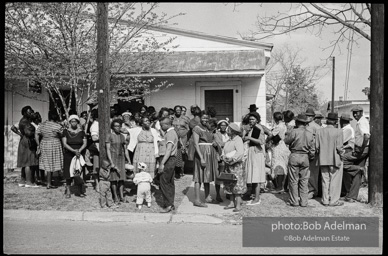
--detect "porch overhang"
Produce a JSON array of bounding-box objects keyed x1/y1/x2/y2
[{"x1": 115, "y1": 49, "x2": 267, "y2": 78}]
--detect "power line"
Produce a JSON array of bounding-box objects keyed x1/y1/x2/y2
[{"x1": 344, "y1": 13, "x2": 355, "y2": 101}]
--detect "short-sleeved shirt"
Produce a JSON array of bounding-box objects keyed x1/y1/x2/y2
[
  {"x1": 355, "y1": 115, "x2": 370, "y2": 147},
  {"x1": 90, "y1": 120, "x2": 99, "y2": 137},
  {"x1": 164, "y1": 127, "x2": 178, "y2": 157},
  {"x1": 342, "y1": 124, "x2": 355, "y2": 149}
]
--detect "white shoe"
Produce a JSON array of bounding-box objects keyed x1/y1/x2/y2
[
  {"x1": 137, "y1": 205, "x2": 142, "y2": 210},
  {"x1": 25, "y1": 183, "x2": 40, "y2": 188},
  {"x1": 18, "y1": 183, "x2": 25, "y2": 187},
  {"x1": 147, "y1": 203, "x2": 151, "y2": 208}
]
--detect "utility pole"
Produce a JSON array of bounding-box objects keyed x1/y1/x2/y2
[
  {"x1": 369, "y1": 4, "x2": 384, "y2": 207},
  {"x1": 96, "y1": 3, "x2": 110, "y2": 163},
  {"x1": 331, "y1": 56, "x2": 335, "y2": 113}
]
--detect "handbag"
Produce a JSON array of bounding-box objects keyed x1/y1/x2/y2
[
  {"x1": 272, "y1": 134, "x2": 281, "y2": 144},
  {"x1": 217, "y1": 172, "x2": 237, "y2": 182}
]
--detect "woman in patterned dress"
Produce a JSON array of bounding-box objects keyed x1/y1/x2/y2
[
  {"x1": 192, "y1": 111, "x2": 219, "y2": 207},
  {"x1": 267, "y1": 112, "x2": 290, "y2": 193},
  {"x1": 172, "y1": 105, "x2": 190, "y2": 179},
  {"x1": 62, "y1": 115, "x2": 87, "y2": 198},
  {"x1": 243, "y1": 112, "x2": 266, "y2": 205},
  {"x1": 213, "y1": 119, "x2": 230, "y2": 201},
  {"x1": 222, "y1": 123, "x2": 246, "y2": 212},
  {"x1": 106, "y1": 119, "x2": 130, "y2": 204},
  {"x1": 35, "y1": 111, "x2": 64, "y2": 189},
  {"x1": 133, "y1": 116, "x2": 159, "y2": 178}
]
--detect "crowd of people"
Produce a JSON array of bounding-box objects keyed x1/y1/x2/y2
[{"x1": 11, "y1": 102, "x2": 370, "y2": 212}]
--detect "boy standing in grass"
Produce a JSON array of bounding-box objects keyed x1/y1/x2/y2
[{"x1": 99, "y1": 159, "x2": 118, "y2": 209}]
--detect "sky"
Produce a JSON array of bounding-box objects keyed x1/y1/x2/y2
[{"x1": 155, "y1": 2, "x2": 371, "y2": 102}]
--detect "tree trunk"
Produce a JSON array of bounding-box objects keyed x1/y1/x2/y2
[
  {"x1": 97, "y1": 2, "x2": 110, "y2": 163},
  {"x1": 369, "y1": 4, "x2": 384, "y2": 207}
]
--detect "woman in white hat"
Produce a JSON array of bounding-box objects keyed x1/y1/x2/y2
[
  {"x1": 222, "y1": 122, "x2": 246, "y2": 212},
  {"x1": 62, "y1": 114, "x2": 88, "y2": 198}
]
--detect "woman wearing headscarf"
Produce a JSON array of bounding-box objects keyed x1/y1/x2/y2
[
  {"x1": 62, "y1": 115, "x2": 88, "y2": 198},
  {"x1": 35, "y1": 110, "x2": 64, "y2": 189},
  {"x1": 213, "y1": 119, "x2": 230, "y2": 202},
  {"x1": 243, "y1": 112, "x2": 266, "y2": 205},
  {"x1": 222, "y1": 123, "x2": 246, "y2": 212}
]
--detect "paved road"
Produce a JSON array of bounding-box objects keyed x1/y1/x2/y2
[{"x1": 3, "y1": 219, "x2": 382, "y2": 254}]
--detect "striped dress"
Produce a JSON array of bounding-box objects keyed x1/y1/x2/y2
[{"x1": 37, "y1": 121, "x2": 64, "y2": 172}]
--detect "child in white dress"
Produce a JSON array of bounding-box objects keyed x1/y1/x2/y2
[{"x1": 133, "y1": 162, "x2": 153, "y2": 209}]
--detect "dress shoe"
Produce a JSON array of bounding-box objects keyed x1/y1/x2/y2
[
  {"x1": 193, "y1": 201, "x2": 208, "y2": 208},
  {"x1": 160, "y1": 205, "x2": 175, "y2": 213}
]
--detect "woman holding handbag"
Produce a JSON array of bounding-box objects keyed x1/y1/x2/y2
[
  {"x1": 62, "y1": 115, "x2": 87, "y2": 198},
  {"x1": 221, "y1": 123, "x2": 246, "y2": 212}
]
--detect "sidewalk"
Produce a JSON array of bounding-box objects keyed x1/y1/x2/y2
[{"x1": 4, "y1": 170, "x2": 233, "y2": 225}]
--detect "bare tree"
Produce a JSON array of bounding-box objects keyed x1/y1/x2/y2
[
  {"x1": 241, "y1": 3, "x2": 370, "y2": 56},
  {"x1": 5, "y1": 2, "x2": 182, "y2": 119},
  {"x1": 266, "y1": 44, "x2": 325, "y2": 122}
]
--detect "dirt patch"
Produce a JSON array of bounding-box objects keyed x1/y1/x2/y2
[{"x1": 3, "y1": 173, "x2": 192, "y2": 213}]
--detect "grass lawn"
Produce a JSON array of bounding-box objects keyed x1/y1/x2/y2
[{"x1": 3, "y1": 170, "x2": 192, "y2": 213}]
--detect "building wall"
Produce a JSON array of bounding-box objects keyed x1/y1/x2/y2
[
  {"x1": 335, "y1": 103, "x2": 370, "y2": 119},
  {"x1": 145, "y1": 76, "x2": 267, "y2": 125}
]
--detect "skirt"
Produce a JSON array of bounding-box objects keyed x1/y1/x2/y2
[
  {"x1": 39, "y1": 139, "x2": 63, "y2": 172},
  {"x1": 271, "y1": 141, "x2": 290, "y2": 176},
  {"x1": 133, "y1": 142, "x2": 156, "y2": 179},
  {"x1": 223, "y1": 161, "x2": 247, "y2": 195},
  {"x1": 17, "y1": 136, "x2": 38, "y2": 168},
  {"x1": 193, "y1": 144, "x2": 218, "y2": 183},
  {"x1": 245, "y1": 146, "x2": 266, "y2": 183}
]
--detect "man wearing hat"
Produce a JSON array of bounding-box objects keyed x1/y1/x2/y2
[
  {"x1": 305, "y1": 108, "x2": 322, "y2": 199},
  {"x1": 284, "y1": 113, "x2": 315, "y2": 207},
  {"x1": 315, "y1": 112, "x2": 344, "y2": 207},
  {"x1": 341, "y1": 105, "x2": 370, "y2": 191},
  {"x1": 314, "y1": 111, "x2": 324, "y2": 127},
  {"x1": 339, "y1": 113, "x2": 363, "y2": 202}
]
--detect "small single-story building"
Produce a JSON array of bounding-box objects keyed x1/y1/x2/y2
[
  {"x1": 4, "y1": 25, "x2": 273, "y2": 169},
  {"x1": 334, "y1": 99, "x2": 370, "y2": 119}
]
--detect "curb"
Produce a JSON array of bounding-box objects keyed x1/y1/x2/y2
[{"x1": 3, "y1": 209, "x2": 226, "y2": 225}]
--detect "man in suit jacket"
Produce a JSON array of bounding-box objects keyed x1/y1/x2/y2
[
  {"x1": 315, "y1": 112, "x2": 345, "y2": 207},
  {"x1": 305, "y1": 108, "x2": 322, "y2": 199}
]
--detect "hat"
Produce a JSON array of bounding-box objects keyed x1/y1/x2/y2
[
  {"x1": 137, "y1": 162, "x2": 147, "y2": 170},
  {"x1": 296, "y1": 114, "x2": 309, "y2": 123},
  {"x1": 249, "y1": 104, "x2": 259, "y2": 111},
  {"x1": 217, "y1": 118, "x2": 229, "y2": 126},
  {"x1": 351, "y1": 105, "x2": 363, "y2": 112},
  {"x1": 340, "y1": 113, "x2": 353, "y2": 121},
  {"x1": 68, "y1": 115, "x2": 80, "y2": 122},
  {"x1": 314, "y1": 111, "x2": 324, "y2": 119},
  {"x1": 305, "y1": 108, "x2": 315, "y2": 116},
  {"x1": 121, "y1": 112, "x2": 132, "y2": 117},
  {"x1": 327, "y1": 112, "x2": 339, "y2": 120},
  {"x1": 125, "y1": 163, "x2": 134, "y2": 170},
  {"x1": 228, "y1": 123, "x2": 241, "y2": 134}
]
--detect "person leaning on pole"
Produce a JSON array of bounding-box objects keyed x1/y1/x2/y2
[
  {"x1": 284, "y1": 113, "x2": 315, "y2": 207},
  {"x1": 342, "y1": 106, "x2": 370, "y2": 181}
]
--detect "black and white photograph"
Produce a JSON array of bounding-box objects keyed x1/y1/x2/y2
[{"x1": 3, "y1": 2, "x2": 384, "y2": 254}]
